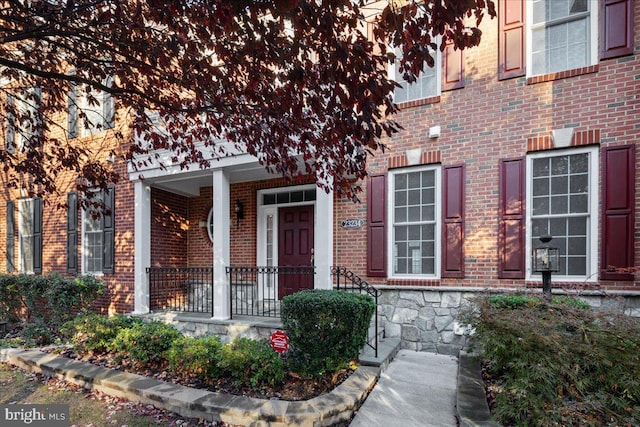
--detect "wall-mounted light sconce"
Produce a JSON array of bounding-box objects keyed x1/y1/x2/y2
[{"x1": 235, "y1": 199, "x2": 244, "y2": 229}]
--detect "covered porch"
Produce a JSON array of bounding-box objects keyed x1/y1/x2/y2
[{"x1": 130, "y1": 148, "x2": 335, "y2": 321}]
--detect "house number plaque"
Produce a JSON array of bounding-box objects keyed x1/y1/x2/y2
[{"x1": 341, "y1": 218, "x2": 366, "y2": 229}]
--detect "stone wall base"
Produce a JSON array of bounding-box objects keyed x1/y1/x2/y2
[{"x1": 377, "y1": 287, "x2": 640, "y2": 357}]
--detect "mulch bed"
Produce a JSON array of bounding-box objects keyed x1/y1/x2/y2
[{"x1": 55, "y1": 348, "x2": 353, "y2": 401}]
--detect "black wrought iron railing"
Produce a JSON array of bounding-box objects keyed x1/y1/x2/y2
[
  {"x1": 331, "y1": 266, "x2": 381, "y2": 358},
  {"x1": 147, "y1": 267, "x2": 214, "y2": 315},
  {"x1": 226, "y1": 266, "x2": 315, "y2": 318}
]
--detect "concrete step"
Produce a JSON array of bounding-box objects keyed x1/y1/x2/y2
[{"x1": 358, "y1": 336, "x2": 402, "y2": 372}]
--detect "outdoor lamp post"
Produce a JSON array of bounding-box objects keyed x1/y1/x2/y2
[{"x1": 533, "y1": 236, "x2": 559, "y2": 302}]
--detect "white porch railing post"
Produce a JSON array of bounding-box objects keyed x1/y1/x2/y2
[
  {"x1": 212, "y1": 169, "x2": 231, "y2": 319},
  {"x1": 133, "y1": 181, "x2": 151, "y2": 314},
  {"x1": 315, "y1": 185, "x2": 334, "y2": 290}
]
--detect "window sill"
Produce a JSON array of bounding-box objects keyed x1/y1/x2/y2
[
  {"x1": 526, "y1": 65, "x2": 599, "y2": 85},
  {"x1": 396, "y1": 95, "x2": 441, "y2": 109},
  {"x1": 387, "y1": 278, "x2": 441, "y2": 286}
]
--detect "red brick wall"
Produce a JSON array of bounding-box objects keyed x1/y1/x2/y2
[
  {"x1": 334, "y1": 3, "x2": 640, "y2": 291},
  {"x1": 151, "y1": 188, "x2": 188, "y2": 267},
  {"x1": 186, "y1": 187, "x2": 214, "y2": 266}
]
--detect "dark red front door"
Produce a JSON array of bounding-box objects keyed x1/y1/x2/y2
[{"x1": 278, "y1": 205, "x2": 314, "y2": 298}]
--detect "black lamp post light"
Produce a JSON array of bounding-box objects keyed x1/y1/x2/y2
[{"x1": 532, "y1": 235, "x2": 560, "y2": 302}]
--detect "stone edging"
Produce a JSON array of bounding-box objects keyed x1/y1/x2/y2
[
  {"x1": 456, "y1": 349, "x2": 501, "y2": 427},
  {"x1": 1, "y1": 348, "x2": 379, "y2": 427}
]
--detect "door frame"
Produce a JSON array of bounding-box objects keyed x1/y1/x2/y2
[{"x1": 256, "y1": 185, "x2": 317, "y2": 298}]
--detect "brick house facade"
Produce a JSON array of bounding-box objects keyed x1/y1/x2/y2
[{"x1": 1, "y1": 0, "x2": 638, "y2": 351}]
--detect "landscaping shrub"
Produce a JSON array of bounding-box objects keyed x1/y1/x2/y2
[
  {"x1": 281, "y1": 289, "x2": 376, "y2": 378},
  {"x1": 167, "y1": 335, "x2": 224, "y2": 382},
  {"x1": 111, "y1": 320, "x2": 181, "y2": 368},
  {"x1": 462, "y1": 295, "x2": 640, "y2": 427},
  {"x1": 219, "y1": 337, "x2": 284, "y2": 387},
  {"x1": 0, "y1": 274, "x2": 22, "y2": 322},
  {"x1": 44, "y1": 273, "x2": 105, "y2": 327},
  {"x1": 62, "y1": 314, "x2": 141, "y2": 355},
  {"x1": 0, "y1": 273, "x2": 104, "y2": 327}
]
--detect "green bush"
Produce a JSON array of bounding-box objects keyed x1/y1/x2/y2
[
  {"x1": 62, "y1": 314, "x2": 141, "y2": 355},
  {"x1": 219, "y1": 337, "x2": 284, "y2": 387},
  {"x1": 111, "y1": 320, "x2": 181, "y2": 368},
  {"x1": 0, "y1": 273, "x2": 104, "y2": 327},
  {"x1": 487, "y1": 293, "x2": 591, "y2": 310},
  {"x1": 464, "y1": 296, "x2": 640, "y2": 426},
  {"x1": 281, "y1": 289, "x2": 376, "y2": 378},
  {"x1": 0, "y1": 274, "x2": 22, "y2": 322},
  {"x1": 45, "y1": 274, "x2": 105, "y2": 326},
  {"x1": 167, "y1": 335, "x2": 224, "y2": 382}
]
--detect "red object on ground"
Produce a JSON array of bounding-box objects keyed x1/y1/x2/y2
[{"x1": 270, "y1": 330, "x2": 289, "y2": 353}]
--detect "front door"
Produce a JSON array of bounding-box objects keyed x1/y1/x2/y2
[{"x1": 278, "y1": 205, "x2": 314, "y2": 298}]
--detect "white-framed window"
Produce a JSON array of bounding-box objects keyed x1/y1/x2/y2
[
  {"x1": 389, "y1": 44, "x2": 441, "y2": 103},
  {"x1": 82, "y1": 192, "x2": 104, "y2": 275},
  {"x1": 6, "y1": 87, "x2": 42, "y2": 152},
  {"x1": 207, "y1": 207, "x2": 214, "y2": 243},
  {"x1": 526, "y1": 146, "x2": 599, "y2": 281},
  {"x1": 18, "y1": 199, "x2": 35, "y2": 274},
  {"x1": 528, "y1": 0, "x2": 598, "y2": 76},
  {"x1": 68, "y1": 77, "x2": 115, "y2": 137},
  {"x1": 388, "y1": 165, "x2": 441, "y2": 278}
]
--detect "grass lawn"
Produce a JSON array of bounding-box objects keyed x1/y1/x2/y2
[{"x1": 0, "y1": 363, "x2": 232, "y2": 427}]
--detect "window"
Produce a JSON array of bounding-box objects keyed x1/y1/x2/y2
[
  {"x1": 18, "y1": 198, "x2": 42, "y2": 274},
  {"x1": 390, "y1": 45, "x2": 441, "y2": 103},
  {"x1": 5, "y1": 88, "x2": 42, "y2": 152},
  {"x1": 83, "y1": 192, "x2": 104, "y2": 274},
  {"x1": 207, "y1": 207, "x2": 214, "y2": 243},
  {"x1": 69, "y1": 77, "x2": 115, "y2": 137},
  {"x1": 528, "y1": 0, "x2": 597, "y2": 76},
  {"x1": 82, "y1": 187, "x2": 115, "y2": 275},
  {"x1": 527, "y1": 147, "x2": 598, "y2": 280},
  {"x1": 389, "y1": 166, "x2": 441, "y2": 277}
]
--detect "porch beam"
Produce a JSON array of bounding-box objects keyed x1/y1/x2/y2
[
  {"x1": 133, "y1": 181, "x2": 151, "y2": 314},
  {"x1": 212, "y1": 169, "x2": 231, "y2": 319}
]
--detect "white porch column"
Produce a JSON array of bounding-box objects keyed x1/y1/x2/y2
[
  {"x1": 315, "y1": 187, "x2": 334, "y2": 289},
  {"x1": 212, "y1": 169, "x2": 231, "y2": 319},
  {"x1": 133, "y1": 181, "x2": 151, "y2": 314}
]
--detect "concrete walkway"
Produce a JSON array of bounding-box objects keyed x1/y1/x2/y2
[{"x1": 351, "y1": 349, "x2": 459, "y2": 427}]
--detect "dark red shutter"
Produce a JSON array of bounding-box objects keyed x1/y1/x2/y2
[
  {"x1": 601, "y1": 145, "x2": 635, "y2": 280},
  {"x1": 102, "y1": 187, "x2": 115, "y2": 274},
  {"x1": 6, "y1": 200, "x2": 14, "y2": 273},
  {"x1": 442, "y1": 42, "x2": 464, "y2": 91},
  {"x1": 498, "y1": 158, "x2": 525, "y2": 278},
  {"x1": 600, "y1": 0, "x2": 634, "y2": 59},
  {"x1": 498, "y1": 0, "x2": 526, "y2": 80},
  {"x1": 367, "y1": 174, "x2": 386, "y2": 277},
  {"x1": 33, "y1": 197, "x2": 42, "y2": 274},
  {"x1": 442, "y1": 164, "x2": 465, "y2": 278},
  {"x1": 67, "y1": 192, "x2": 78, "y2": 274}
]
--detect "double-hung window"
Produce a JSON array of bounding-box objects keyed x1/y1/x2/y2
[
  {"x1": 68, "y1": 77, "x2": 115, "y2": 137},
  {"x1": 82, "y1": 187, "x2": 115, "y2": 275},
  {"x1": 389, "y1": 166, "x2": 441, "y2": 278},
  {"x1": 529, "y1": 0, "x2": 598, "y2": 76},
  {"x1": 83, "y1": 196, "x2": 104, "y2": 275},
  {"x1": 527, "y1": 146, "x2": 598, "y2": 280},
  {"x1": 18, "y1": 198, "x2": 42, "y2": 274},
  {"x1": 5, "y1": 88, "x2": 42, "y2": 152},
  {"x1": 390, "y1": 44, "x2": 441, "y2": 103}
]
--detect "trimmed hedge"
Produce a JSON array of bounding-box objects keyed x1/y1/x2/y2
[
  {"x1": 281, "y1": 289, "x2": 375, "y2": 378},
  {"x1": 0, "y1": 273, "x2": 104, "y2": 326},
  {"x1": 111, "y1": 320, "x2": 182, "y2": 368},
  {"x1": 219, "y1": 337, "x2": 284, "y2": 387},
  {"x1": 167, "y1": 335, "x2": 224, "y2": 381}
]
